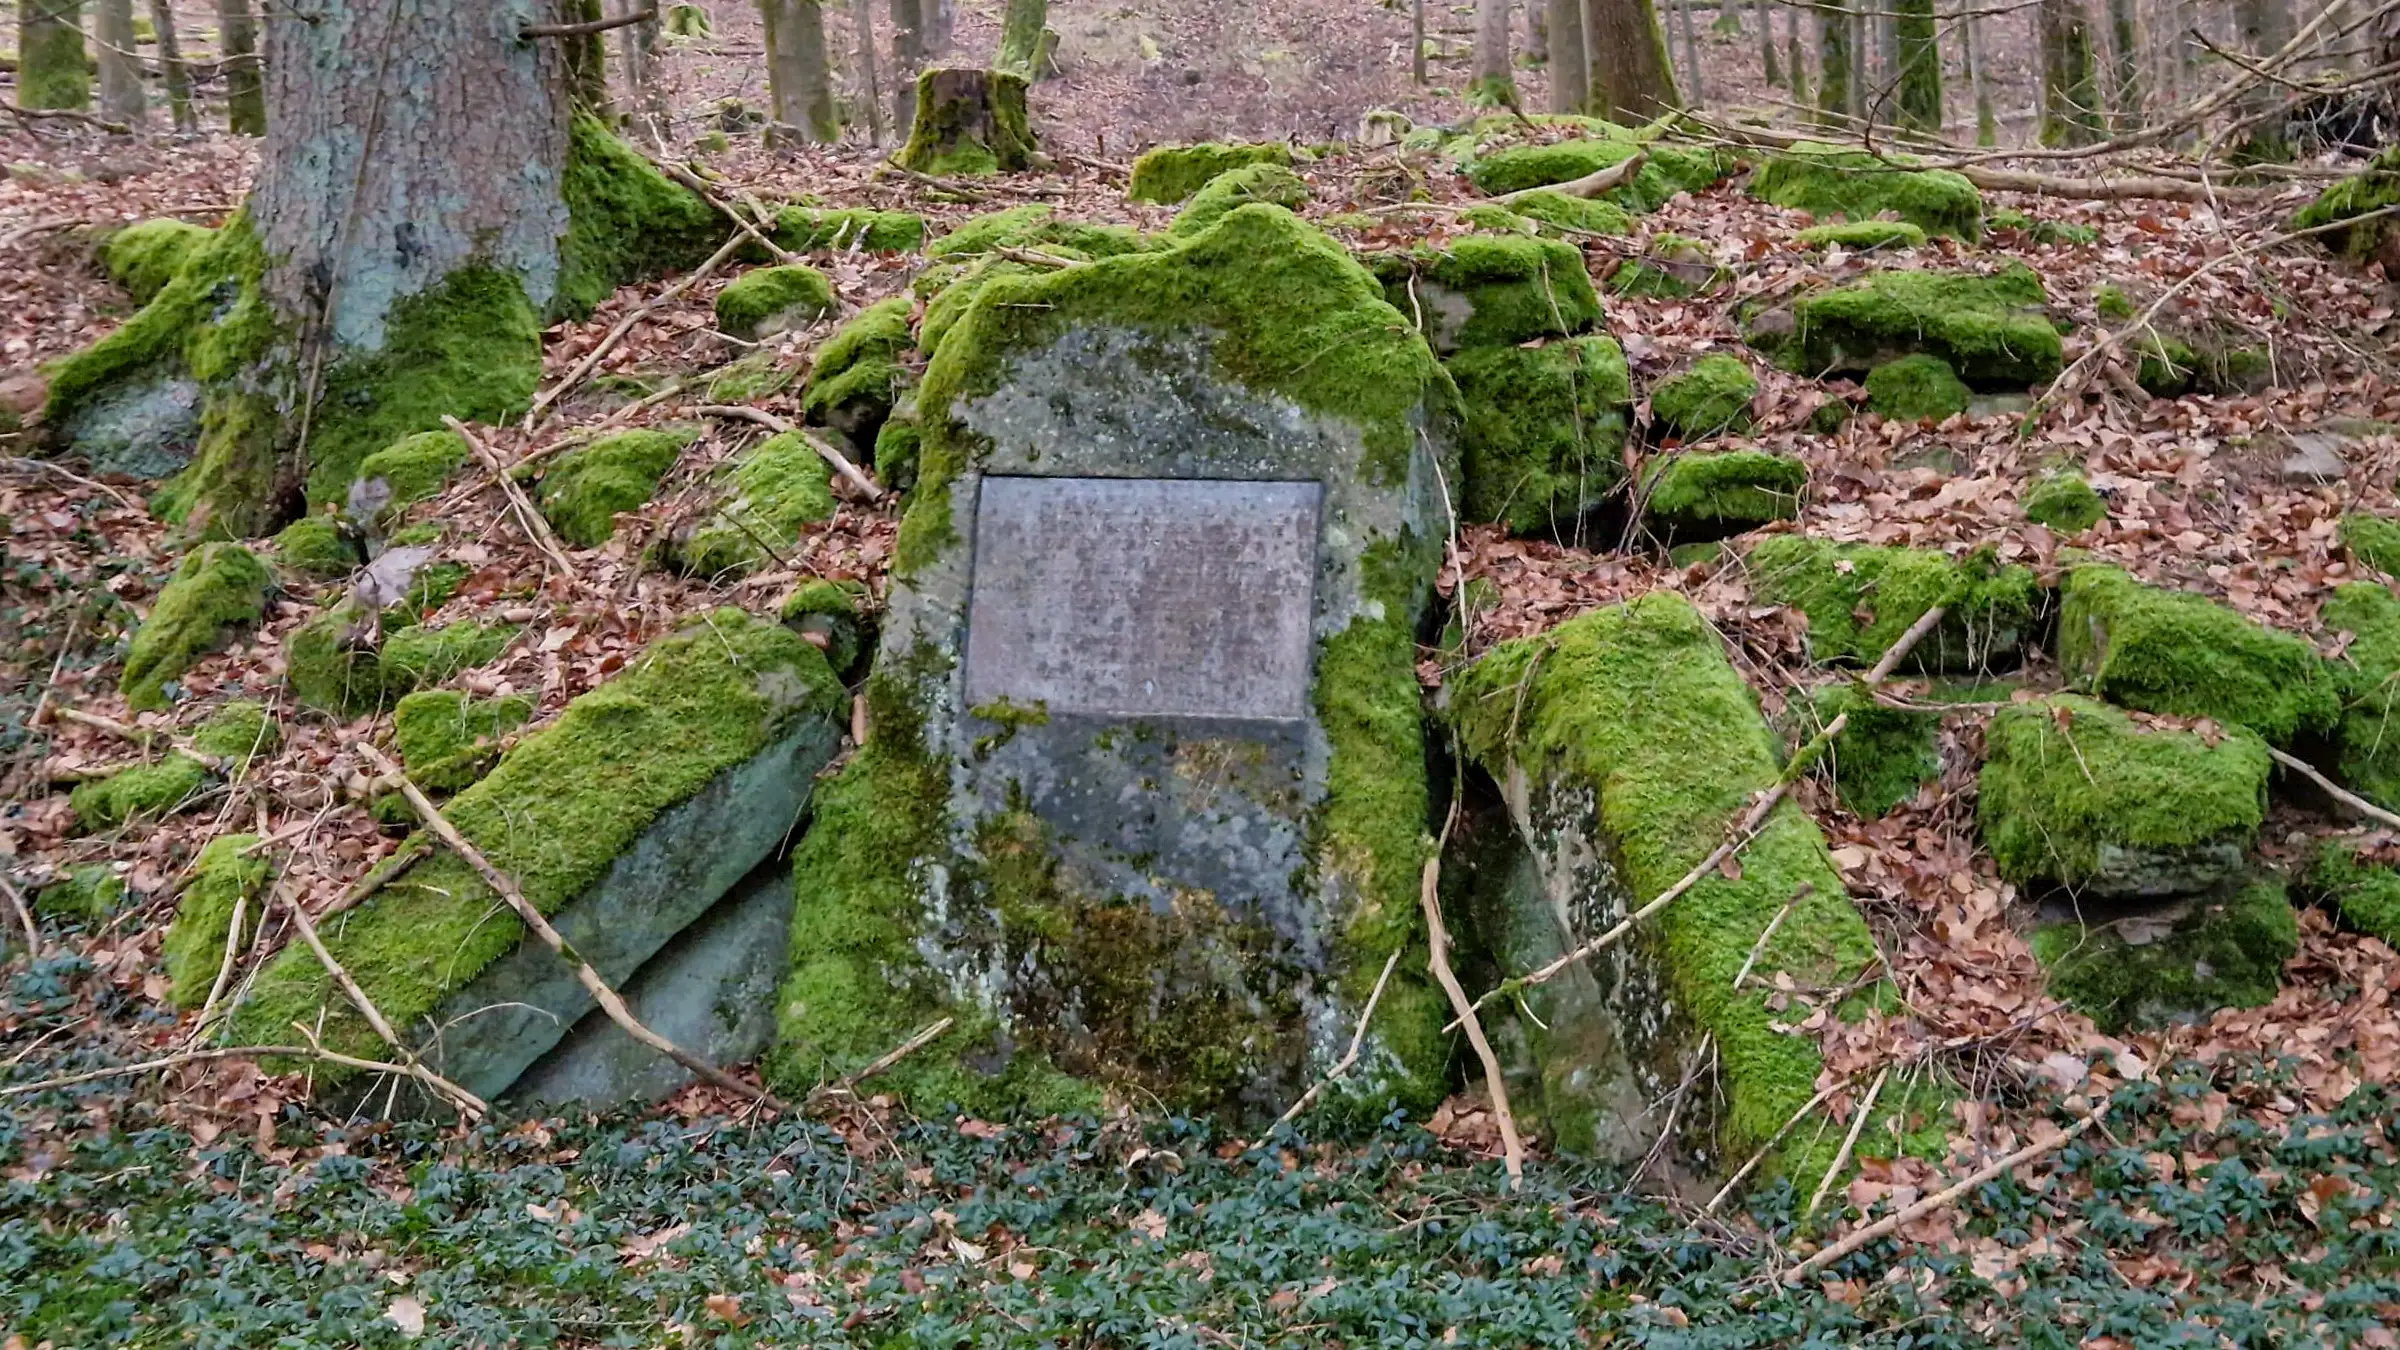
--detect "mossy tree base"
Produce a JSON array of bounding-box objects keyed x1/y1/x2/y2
[{"x1": 893, "y1": 68, "x2": 1036, "y2": 177}]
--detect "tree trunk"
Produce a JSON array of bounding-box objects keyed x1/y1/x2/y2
[
  {"x1": 1785, "y1": 3, "x2": 1808, "y2": 106},
  {"x1": 1473, "y1": 0, "x2": 1517, "y2": 105},
  {"x1": 1547, "y1": 0, "x2": 1588, "y2": 111},
  {"x1": 761, "y1": 0, "x2": 840, "y2": 142},
  {"x1": 218, "y1": 0, "x2": 265, "y2": 135},
  {"x1": 2037, "y1": 0, "x2": 2102, "y2": 146},
  {"x1": 1816, "y1": 0, "x2": 1853, "y2": 127},
  {"x1": 1960, "y1": 2, "x2": 1995, "y2": 145},
  {"x1": 997, "y1": 0, "x2": 1052, "y2": 80},
  {"x1": 560, "y1": 0, "x2": 615, "y2": 116},
  {"x1": 1893, "y1": 0, "x2": 1939, "y2": 133},
  {"x1": 149, "y1": 0, "x2": 196, "y2": 132},
  {"x1": 2234, "y1": 0, "x2": 2292, "y2": 159},
  {"x1": 893, "y1": 67, "x2": 1034, "y2": 174},
  {"x1": 621, "y1": 3, "x2": 668, "y2": 142},
  {"x1": 1414, "y1": 0, "x2": 1429, "y2": 84},
  {"x1": 925, "y1": 0, "x2": 955, "y2": 54},
  {"x1": 1760, "y1": 0, "x2": 1781, "y2": 87},
  {"x1": 853, "y1": 0, "x2": 886, "y2": 144},
  {"x1": 1529, "y1": 0, "x2": 1549, "y2": 63},
  {"x1": 18, "y1": 1, "x2": 89, "y2": 112},
  {"x1": 1671, "y1": 0, "x2": 1704, "y2": 107},
  {"x1": 890, "y1": 0, "x2": 926, "y2": 139},
  {"x1": 1846, "y1": 1, "x2": 1867, "y2": 120},
  {"x1": 1581, "y1": 0, "x2": 1678, "y2": 122},
  {"x1": 2104, "y1": 0, "x2": 2139, "y2": 130},
  {"x1": 95, "y1": 0, "x2": 144, "y2": 126}
]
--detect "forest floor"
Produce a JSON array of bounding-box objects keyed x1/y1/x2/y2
[{"x1": 6, "y1": 2, "x2": 2400, "y2": 1346}]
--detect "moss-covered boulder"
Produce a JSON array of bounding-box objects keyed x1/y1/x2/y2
[
  {"x1": 771, "y1": 206, "x2": 927, "y2": 254},
  {"x1": 2340, "y1": 512, "x2": 2400, "y2": 576},
  {"x1": 1467, "y1": 136, "x2": 1729, "y2": 212},
  {"x1": 1451, "y1": 334, "x2": 1632, "y2": 536},
  {"x1": 2023, "y1": 469, "x2": 2106, "y2": 533},
  {"x1": 1369, "y1": 234, "x2": 1602, "y2": 355},
  {"x1": 269, "y1": 515, "x2": 359, "y2": 578},
  {"x1": 1639, "y1": 450, "x2": 1805, "y2": 541},
  {"x1": 2059, "y1": 565, "x2": 2339, "y2": 743},
  {"x1": 163, "y1": 834, "x2": 270, "y2": 1008},
  {"x1": 1795, "y1": 220, "x2": 1928, "y2": 251},
  {"x1": 69, "y1": 701, "x2": 278, "y2": 831},
  {"x1": 1980, "y1": 695, "x2": 2269, "y2": 897},
  {"x1": 702, "y1": 348, "x2": 801, "y2": 404},
  {"x1": 2030, "y1": 880, "x2": 2297, "y2": 1032},
  {"x1": 120, "y1": 542, "x2": 271, "y2": 712},
  {"x1": 100, "y1": 218, "x2": 214, "y2": 305},
  {"x1": 1792, "y1": 683, "x2": 1945, "y2": 818},
  {"x1": 1449, "y1": 593, "x2": 1935, "y2": 1176},
  {"x1": 801, "y1": 296, "x2": 915, "y2": 442},
  {"x1": 1748, "y1": 537, "x2": 2041, "y2": 673},
  {"x1": 1649, "y1": 354, "x2": 1756, "y2": 440},
  {"x1": 1472, "y1": 189, "x2": 1634, "y2": 238},
  {"x1": 393, "y1": 689, "x2": 535, "y2": 793},
  {"x1": 893, "y1": 67, "x2": 1036, "y2": 176},
  {"x1": 536, "y1": 426, "x2": 693, "y2": 549},
  {"x1": 1744, "y1": 263, "x2": 2063, "y2": 388},
  {"x1": 347, "y1": 429, "x2": 469, "y2": 529},
  {"x1": 873, "y1": 412, "x2": 921, "y2": 493},
  {"x1": 2304, "y1": 837, "x2": 2400, "y2": 945},
  {"x1": 780, "y1": 579, "x2": 870, "y2": 672},
  {"x1": 773, "y1": 205, "x2": 1454, "y2": 1122},
  {"x1": 1127, "y1": 141, "x2": 1294, "y2": 204},
  {"x1": 1865, "y1": 353, "x2": 1970, "y2": 422},
  {"x1": 713, "y1": 264, "x2": 835, "y2": 342},
  {"x1": 2321, "y1": 581, "x2": 2400, "y2": 815},
  {"x1": 231, "y1": 610, "x2": 847, "y2": 1103},
  {"x1": 1169, "y1": 163, "x2": 1310, "y2": 238},
  {"x1": 669, "y1": 431, "x2": 837, "y2": 578},
  {"x1": 1749, "y1": 146, "x2": 1983, "y2": 239},
  {"x1": 926, "y1": 205, "x2": 1148, "y2": 262},
  {"x1": 2292, "y1": 144, "x2": 2400, "y2": 263},
  {"x1": 285, "y1": 601, "x2": 519, "y2": 715}
]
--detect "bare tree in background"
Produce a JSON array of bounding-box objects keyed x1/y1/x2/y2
[
  {"x1": 1759, "y1": 0, "x2": 1782, "y2": 87},
  {"x1": 150, "y1": 0, "x2": 196, "y2": 132},
  {"x1": 1414, "y1": 0, "x2": 1429, "y2": 84},
  {"x1": 1547, "y1": 0, "x2": 1587, "y2": 111},
  {"x1": 2234, "y1": 0, "x2": 2294, "y2": 158},
  {"x1": 2104, "y1": 0, "x2": 2141, "y2": 130},
  {"x1": 219, "y1": 0, "x2": 265, "y2": 135},
  {"x1": 1959, "y1": 0, "x2": 1995, "y2": 145},
  {"x1": 1892, "y1": 0, "x2": 1939, "y2": 133},
  {"x1": 621, "y1": 3, "x2": 669, "y2": 143},
  {"x1": 762, "y1": 0, "x2": 841, "y2": 142},
  {"x1": 19, "y1": 1, "x2": 89, "y2": 113},
  {"x1": 997, "y1": 0, "x2": 1052, "y2": 80},
  {"x1": 1473, "y1": 0, "x2": 1519, "y2": 105},
  {"x1": 1583, "y1": 0, "x2": 1679, "y2": 121},
  {"x1": 1786, "y1": 3, "x2": 1809, "y2": 107},
  {"x1": 892, "y1": 0, "x2": 927, "y2": 137},
  {"x1": 1817, "y1": 0, "x2": 1855, "y2": 127},
  {"x1": 2037, "y1": 0, "x2": 2102, "y2": 145},
  {"x1": 95, "y1": 0, "x2": 145, "y2": 127},
  {"x1": 853, "y1": 0, "x2": 887, "y2": 144},
  {"x1": 560, "y1": 0, "x2": 615, "y2": 117},
  {"x1": 1671, "y1": 0, "x2": 1705, "y2": 106}
]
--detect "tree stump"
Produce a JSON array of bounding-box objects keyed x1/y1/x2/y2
[{"x1": 893, "y1": 68, "x2": 1035, "y2": 176}]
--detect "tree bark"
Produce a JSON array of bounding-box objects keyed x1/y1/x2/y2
[
  {"x1": 1960, "y1": 1, "x2": 1995, "y2": 145},
  {"x1": 1473, "y1": 0, "x2": 1517, "y2": 104},
  {"x1": 925, "y1": 0, "x2": 955, "y2": 54},
  {"x1": 1892, "y1": 0, "x2": 1939, "y2": 133},
  {"x1": 1414, "y1": 0, "x2": 1429, "y2": 84},
  {"x1": 1760, "y1": 0, "x2": 1782, "y2": 87},
  {"x1": 893, "y1": 66, "x2": 1033, "y2": 174},
  {"x1": 1671, "y1": 0, "x2": 1704, "y2": 107},
  {"x1": 621, "y1": 2, "x2": 668, "y2": 141},
  {"x1": 1581, "y1": 0, "x2": 1679, "y2": 122},
  {"x1": 761, "y1": 0, "x2": 839, "y2": 142},
  {"x1": 1846, "y1": 1, "x2": 1867, "y2": 120},
  {"x1": 2234, "y1": 0, "x2": 2292, "y2": 158},
  {"x1": 996, "y1": 0, "x2": 1052, "y2": 80},
  {"x1": 853, "y1": 0, "x2": 886, "y2": 144},
  {"x1": 1816, "y1": 0, "x2": 1853, "y2": 128},
  {"x1": 1785, "y1": 2, "x2": 1808, "y2": 106},
  {"x1": 95, "y1": 0, "x2": 144, "y2": 126},
  {"x1": 218, "y1": 0, "x2": 265, "y2": 135},
  {"x1": 561, "y1": 0, "x2": 615, "y2": 116},
  {"x1": 1529, "y1": 0, "x2": 1550, "y2": 62},
  {"x1": 1547, "y1": 0, "x2": 1588, "y2": 111},
  {"x1": 149, "y1": 0, "x2": 196, "y2": 132},
  {"x1": 2104, "y1": 0, "x2": 2140, "y2": 131},
  {"x1": 2037, "y1": 0, "x2": 2103, "y2": 146},
  {"x1": 18, "y1": 1, "x2": 89, "y2": 112},
  {"x1": 890, "y1": 0, "x2": 926, "y2": 139}
]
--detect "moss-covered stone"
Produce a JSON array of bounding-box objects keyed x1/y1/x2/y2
[
  {"x1": 2321, "y1": 581, "x2": 2400, "y2": 815},
  {"x1": 2030, "y1": 880, "x2": 2297, "y2": 1032},
  {"x1": 2341, "y1": 512, "x2": 2400, "y2": 576},
  {"x1": 1490, "y1": 189, "x2": 1635, "y2": 238},
  {"x1": 119, "y1": 542, "x2": 271, "y2": 712},
  {"x1": 926, "y1": 205, "x2": 1148, "y2": 262},
  {"x1": 1369, "y1": 234, "x2": 1601, "y2": 355},
  {"x1": 1640, "y1": 450, "x2": 1804, "y2": 540},
  {"x1": 801, "y1": 296, "x2": 915, "y2": 440},
  {"x1": 771, "y1": 206, "x2": 927, "y2": 254},
  {"x1": 1467, "y1": 136, "x2": 1730, "y2": 213},
  {"x1": 1649, "y1": 354, "x2": 1756, "y2": 440},
  {"x1": 2059, "y1": 565, "x2": 2339, "y2": 743},
  {"x1": 669, "y1": 431, "x2": 836, "y2": 578},
  {"x1": 1793, "y1": 683, "x2": 1944, "y2": 818},
  {"x1": 702, "y1": 348, "x2": 801, "y2": 404},
  {"x1": 101, "y1": 219, "x2": 214, "y2": 305},
  {"x1": 1795, "y1": 220, "x2": 1928, "y2": 251},
  {"x1": 1747, "y1": 536, "x2": 2043, "y2": 672},
  {"x1": 163, "y1": 834, "x2": 269, "y2": 1008},
  {"x1": 1448, "y1": 593, "x2": 1927, "y2": 1179},
  {"x1": 779, "y1": 579, "x2": 869, "y2": 672},
  {"x1": 1980, "y1": 695, "x2": 2269, "y2": 895},
  {"x1": 713, "y1": 264, "x2": 836, "y2": 342},
  {"x1": 392, "y1": 689, "x2": 535, "y2": 794},
  {"x1": 1128, "y1": 141, "x2": 1295, "y2": 204},
  {"x1": 35, "y1": 865, "x2": 127, "y2": 927},
  {"x1": 231, "y1": 610, "x2": 844, "y2": 1078},
  {"x1": 893, "y1": 67, "x2": 1036, "y2": 177},
  {"x1": 873, "y1": 414, "x2": 921, "y2": 494},
  {"x1": 1749, "y1": 146, "x2": 1983, "y2": 239},
  {"x1": 1745, "y1": 263, "x2": 2063, "y2": 388},
  {"x1": 2292, "y1": 144, "x2": 2400, "y2": 261},
  {"x1": 1864, "y1": 353, "x2": 1970, "y2": 422},
  {"x1": 269, "y1": 515, "x2": 359, "y2": 579},
  {"x1": 348, "y1": 429, "x2": 469, "y2": 527},
  {"x1": 1608, "y1": 234, "x2": 1724, "y2": 299},
  {"x1": 536, "y1": 427, "x2": 693, "y2": 548},
  {"x1": 2304, "y1": 837, "x2": 2400, "y2": 945},
  {"x1": 1169, "y1": 163, "x2": 1310, "y2": 238},
  {"x1": 2023, "y1": 469, "x2": 2105, "y2": 533},
  {"x1": 285, "y1": 601, "x2": 519, "y2": 715},
  {"x1": 556, "y1": 113, "x2": 722, "y2": 321},
  {"x1": 1451, "y1": 334, "x2": 1632, "y2": 536},
  {"x1": 69, "y1": 702, "x2": 276, "y2": 831}
]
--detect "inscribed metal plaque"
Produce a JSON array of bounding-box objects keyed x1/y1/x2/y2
[{"x1": 964, "y1": 477, "x2": 1321, "y2": 720}]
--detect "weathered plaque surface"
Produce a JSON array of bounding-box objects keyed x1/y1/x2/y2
[{"x1": 964, "y1": 476, "x2": 1321, "y2": 721}]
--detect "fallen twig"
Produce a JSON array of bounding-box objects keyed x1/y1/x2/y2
[
  {"x1": 695, "y1": 404, "x2": 882, "y2": 500},
  {"x1": 3, "y1": 456, "x2": 141, "y2": 509},
  {"x1": 3, "y1": 1044, "x2": 321, "y2": 1096},
  {"x1": 521, "y1": 5, "x2": 655, "y2": 38},
  {"x1": 2270, "y1": 746, "x2": 2400, "y2": 831},
  {"x1": 1, "y1": 876, "x2": 42, "y2": 962},
  {"x1": 50, "y1": 706, "x2": 225, "y2": 772},
  {"x1": 1420, "y1": 815, "x2": 1524, "y2": 1186},
  {"x1": 1276, "y1": 948, "x2": 1404, "y2": 1128},
  {"x1": 652, "y1": 157, "x2": 796, "y2": 263},
  {"x1": 1804, "y1": 1067, "x2": 1887, "y2": 1218},
  {"x1": 811, "y1": 1016, "x2": 954, "y2": 1101},
  {"x1": 526, "y1": 230, "x2": 750, "y2": 430},
  {"x1": 1488, "y1": 152, "x2": 1646, "y2": 204},
  {"x1": 276, "y1": 875, "x2": 490, "y2": 1119},
  {"x1": 444, "y1": 416, "x2": 582, "y2": 577},
  {"x1": 185, "y1": 890, "x2": 249, "y2": 1045},
  {"x1": 1704, "y1": 1074, "x2": 1854, "y2": 1215}
]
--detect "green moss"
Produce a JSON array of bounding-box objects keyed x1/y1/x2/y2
[
  {"x1": 2292, "y1": 145, "x2": 2400, "y2": 260},
  {"x1": 2340, "y1": 513, "x2": 2400, "y2": 576},
  {"x1": 2094, "y1": 283, "x2": 2135, "y2": 322},
  {"x1": 1128, "y1": 141, "x2": 1295, "y2": 204},
  {"x1": 2030, "y1": 219, "x2": 2099, "y2": 246},
  {"x1": 2059, "y1": 565, "x2": 2339, "y2": 743},
  {"x1": 1797, "y1": 684, "x2": 1942, "y2": 818},
  {"x1": 1795, "y1": 220, "x2": 1928, "y2": 251},
  {"x1": 233, "y1": 610, "x2": 843, "y2": 1076},
  {"x1": 2304, "y1": 838, "x2": 2400, "y2": 944},
  {"x1": 351, "y1": 429, "x2": 469, "y2": 522},
  {"x1": 1865, "y1": 353, "x2": 1970, "y2": 422},
  {"x1": 2029, "y1": 880, "x2": 2297, "y2": 1033},
  {"x1": 1450, "y1": 334, "x2": 1631, "y2": 535},
  {"x1": 1747, "y1": 263, "x2": 2063, "y2": 388},
  {"x1": 802, "y1": 296, "x2": 914, "y2": 436},
  {"x1": 779, "y1": 578, "x2": 868, "y2": 671},
  {"x1": 1468, "y1": 138, "x2": 1729, "y2": 213},
  {"x1": 1169, "y1": 163, "x2": 1310, "y2": 238},
  {"x1": 1749, "y1": 146, "x2": 1983, "y2": 239},
  {"x1": 1609, "y1": 236, "x2": 1724, "y2": 299},
  {"x1": 2024, "y1": 469, "x2": 2106, "y2": 533},
  {"x1": 926, "y1": 205, "x2": 1147, "y2": 262},
  {"x1": 286, "y1": 602, "x2": 518, "y2": 715},
  {"x1": 536, "y1": 427, "x2": 693, "y2": 548},
  {"x1": 713, "y1": 264, "x2": 835, "y2": 341},
  {"x1": 1640, "y1": 450, "x2": 1804, "y2": 540},
  {"x1": 35, "y1": 865, "x2": 126, "y2": 927},
  {"x1": 771, "y1": 206, "x2": 927, "y2": 254},
  {"x1": 190, "y1": 699, "x2": 279, "y2": 764},
  {"x1": 71, "y1": 755, "x2": 211, "y2": 831},
  {"x1": 18, "y1": 2, "x2": 90, "y2": 110},
  {"x1": 557, "y1": 112, "x2": 720, "y2": 321},
  {"x1": 1979, "y1": 695, "x2": 2269, "y2": 891},
  {"x1": 703, "y1": 348, "x2": 800, "y2": 403},
  {"x1": 163, "y1": 834, "x2": 269, "y2": 1008},
  {"x1": 1498, "y1": 190, "x2": 1634, "y2": 237},
  {"x1": 392, "y1": 689, "x2": 534, "y2": 794},
  {"x1": 1649, "y1": 354, "x2": 1756, "y2": 440},
  {"x1": 671, "y1": 431, "x2": 836, "y2": 578},
  {"x1": 119, "y1": 542, "x2": 270, "y2": 712},
  {"x1": 905, "y1": 206, "x2": 1444, "y2": 577},
  {"x1": 1372, "y1": 233, "x2": 1601, "y2": 353},
  {"x1": 894, "y1": 68, "x2": 1035, "y2": 176},
  {"x1": 269, "y1": 515, "x2": 358, "y2": 578},
  {"x1": 1747, "y1": 536, "x2": 2043, "y2": 672},
  {"x1": 665, "y1": 1, "x2": 709, "y2": 35},
  {"x1": 1447, "y1": 593, "x2": 1906, "y2": 1177},
  {"x1": 380, "y1": 621, "x2": 518, "y2": 694},
  {"x1": 2322, "y1": 581, "x2": 2400, "y2": 815},
  {"x1": 101, "y1": 219, "x2": 213, "y2": 305},
  {"x1": 873, "y1": 415, "x2": 921, "y2": 494}
]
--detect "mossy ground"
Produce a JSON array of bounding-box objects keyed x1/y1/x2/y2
[
  {"x1": 267, "y1": 515, "x2": 358, "y2": 578},
  {"x1": 2060, "y1": 565, "x2": 2339, "y2": 743},
  {"x1": 1797, "y1": 684, "x2": 1944, "y2": 818},
  {"x1": 33, "y1": 864, "x2": 126, "y2": 927},
  {"x1": 2030, "y1": 880, "x2": 2298, "y2": 1032},
  {"x1": 1648, "y1": 353, "x2": 1756, "y2": 440},
  {"x1": 713, "y1": 264, "x2": 834, "y2": 341},
  {"x1": 68, "y1": 701, "x2": 276, "y2": 831},
  {"x1": 1170, "y1": 163, "x2": 1311, "y2": 238},
  {"x1": 349, "y1": 429, "x2": 468, "y2": 525},
  {"x1": 1748, "y1": 146, "x2": 1983, "y2": 238},
  {"x1": 391, "y1": 689, "x2": 534, "y2": 793},
  {"x1": 1864, "y1": 353, "x2": 1970, "y2": 421},
  {"x1": 2305, "y1": 838, "x2": 2400, "y2": 944},
  {"x1": 2340, "y1": 512, "x2": 2400, "y2": 575},
  {"x1": 1748, "y1": 262, "x2": 2063, "y2": 387},
  {"x1": 118, "y1": 542, "x2": 270, "y2": 712},
  {"x1": 1450, "y1": 335, "x2": 1631, "y2": 536},
  {"x1": 232, "y1": 611, "x2": 843, "y2": 1075},
  {"x1": 1640, "y1": 450, "x2": 1805, "y2": 540},
  {"x1": 1978, "y1": 695, "x2": 2270, "y2": 890},
  {"x1": 1746, "y1": 536, "x2": 2042, "y2": 672},
  {"x1": 801, "y1": 296, "x2": 914, "y2": 440},
  {"x1": 1484, "y1": 189, "x2": 1634, "y2": 238},
  {"x1": 779, "y1": 578, "x2": 869, "y2": 671},
  {"x1": 2321, "y1": 581, "x2": 2400, "y2": 814},
  {"x1": 893, "y1": 68, "x2": 1036, "y2": 176},
  {"x1": 2292, "y1": 144, "x2": 2400, "y2": 260},
  {"x1": 771, "y1": 206, "x2": 927, "y2": 253},
  {"x1": 536, "y1": 427, "x2": 694, "y2": 548},
  {"x1": 162, "y1": 834, "x2": 268, "y2": 1008},
  {"x1": 284, "y1": 603, "x2": 518, "y2": 715},
  {"x1": 670, "y1": 431, "x2": 836, "y2": 578},
  {"x1": 2023, "y1": 469, "x2": 2106, "y2": 532},
  {"x1": 1795, "y1": 220, "x2": 1928, "y2": 251},
  {"x1": 100, "y1": 219, "x2": 214, "y2": 305},
  {"x1": 1128, "y1": 141, "x2": 1296, "y2": 204},
  {"x1": 1372, "y1": 234, "x2": 1602, "y2": 353},
  {"x1": 925, "y1": 205, "x2": 1148, "y2": 262},
  {"x1": 1467, "y1": 136, "x2": 1729, "y2": 213}
]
